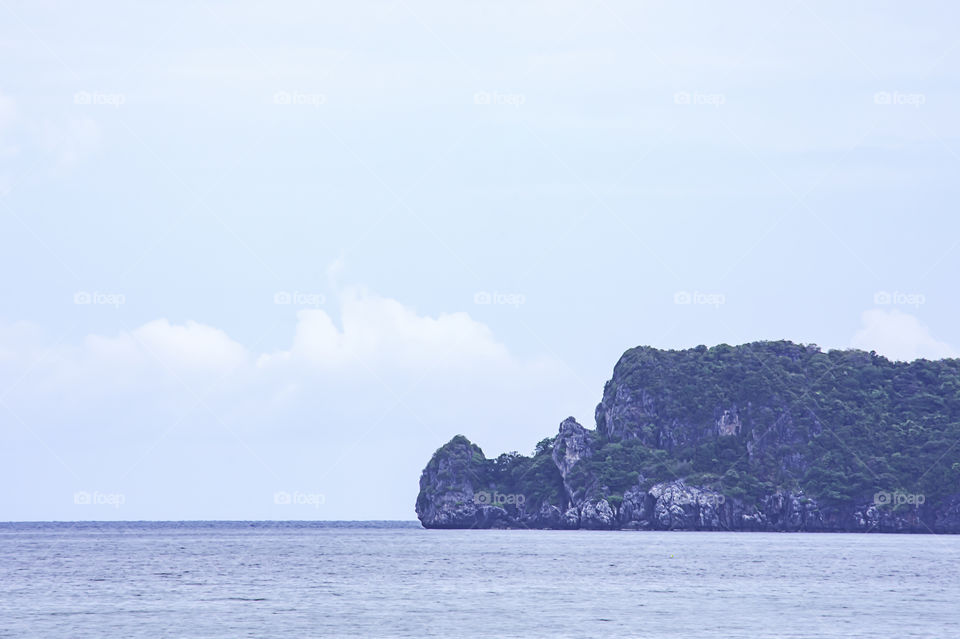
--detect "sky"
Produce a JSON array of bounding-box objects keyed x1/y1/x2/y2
[{"x1": 1, "y1": 0, "x2": 959, "y2": 520}]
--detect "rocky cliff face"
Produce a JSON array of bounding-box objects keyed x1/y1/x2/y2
[
  {"x1": 416, "y1": 341, "x2": 960, "y2": 532},
  {"x1": 414, "y1": 435, "x2": 513, "y2": 529},
  {"x1": 552, "y1": 417, "x2": 598, "y2": 507},
  {"x1": 417, "y1": 430, "x2": 960, "y2": 531}
]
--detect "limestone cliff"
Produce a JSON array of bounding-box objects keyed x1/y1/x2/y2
[{"x1": 416, "y1": 341, "x2": 960, "y2": 532}]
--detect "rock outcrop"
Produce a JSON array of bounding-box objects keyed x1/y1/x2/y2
[
  {"x1": 414, "y1": 435, "x2": 512, "y2": 529},
  {"x1": 416, "y1": 341, "x2": 960, "y2": 532},
  {"x1": 552, "y1": 417, "x2": 598, "y2": 507}
]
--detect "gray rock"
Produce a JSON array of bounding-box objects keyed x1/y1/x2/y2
[
  {"x1": 526, "y1": 504, "x2": 563, "y2": 529},
  {"x1": 561, "y1": 507, "x2": 581, "y2": 529},
  {"x1": 647, "y1": 481, "x2": 727, "y2": 530},
  {"x1": 551, "y1": 417, "x2": 598, "y2": 506},
  {"x1": 580, "y1": 499, "x2": 616, "y2": 530},
  {"x1": 415, "y1": 435, "x2": 505, "y2": 529}
]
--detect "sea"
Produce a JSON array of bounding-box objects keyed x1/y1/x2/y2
[{"x1": 1, "y1": 521, "x2": 957, "y2": 638}]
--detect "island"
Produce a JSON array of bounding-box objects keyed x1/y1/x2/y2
[{"x1": 416, "y1": 341, "x2": 960, "y2": 532}]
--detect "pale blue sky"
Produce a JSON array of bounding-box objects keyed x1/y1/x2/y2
[{"x1": 1, "y1": 1, "x2": 959, "y2": 520}]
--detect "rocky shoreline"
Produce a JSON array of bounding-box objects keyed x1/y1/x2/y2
[{"x1": 416, "y1": 422, "x2": 960, "y2": 532}]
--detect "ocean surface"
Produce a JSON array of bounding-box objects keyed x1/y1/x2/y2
[{"x1": 1, "y1": 522, "x2": 958, "y2": 638}]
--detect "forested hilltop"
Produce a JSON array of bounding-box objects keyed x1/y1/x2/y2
[{"x1": 416, "y1": 341, "x2": 960, "y2": 532}]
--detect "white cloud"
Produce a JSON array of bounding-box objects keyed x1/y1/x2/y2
[
  {"x1": 84, "y1": 319, "x2": 249, "y2": 378},
  {"x1": 259, "y1": 288, "x2": 526, "y2": 374},
  {"x1": 2, "y1": 289, "x2": 562, "y2": 400},
  {"x1": 851, "y1": 309, "x2": 955, "y2": 361},
  {"x1": 2, "y1": 319, "x2": 251, "y2": 400}
]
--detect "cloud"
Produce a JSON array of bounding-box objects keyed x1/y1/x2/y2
[
  {"x1": 83, "y1": 319, "x2": 249, "y2": 379},
  {"x1": 259, "y1": 288, "x2": 532, "y2": 374},
  {"x1": 851, "y1": 309, "x2": 955, "y2": 361},
  {"x1": 2, "y1": 288, "x2": 562, "y2": 401}
]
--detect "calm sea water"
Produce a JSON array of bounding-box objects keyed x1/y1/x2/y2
[{"x1": 0, "y1": 522, "x2": 957, "y2": 638}]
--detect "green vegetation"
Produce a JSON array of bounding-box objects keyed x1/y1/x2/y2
[
  {"x1": 593, "y1": 341, "x2": 960, "y2": 505},
  {"x1": 471, "y1": 342, "x2": 960, "y2": 509},
  {"x1": 483, "y1": 444, "x2": 567, "y2": 511}
]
